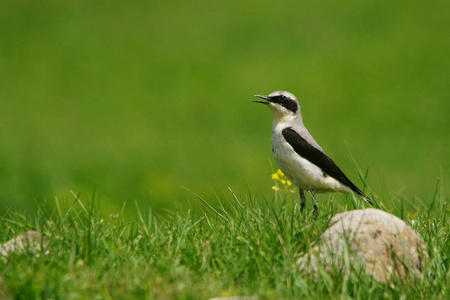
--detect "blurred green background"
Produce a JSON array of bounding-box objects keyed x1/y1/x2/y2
[{"x1": 0, "y1": 0, "x2": 449, "y2": 215}]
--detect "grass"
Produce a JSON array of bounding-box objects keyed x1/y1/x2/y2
[
  {"x1": 0, "y1": 187, "x2": 448, "y2": 299},
  {"x1": 0, "y1": 1, "x2": 449, "y2": 298}
]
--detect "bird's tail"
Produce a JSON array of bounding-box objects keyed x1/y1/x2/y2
[
  {"x1": 355, "y1": 190, "x2": 373, "y2": 206},
  {"x1": 351, "y1": 186, "x2": 374, "y2": 206},
  {"x1": 360, "y1": 194, "x2": 373, "y2": 206}
]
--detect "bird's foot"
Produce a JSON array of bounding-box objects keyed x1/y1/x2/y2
[
  {"x1": 313, "y1": 204, "x2": 318, "y2": 217},
  {"x1": 309, "y1": 189, "x2": 319, "y2": 217},
  {"x1": 300, "y1": 202, "x2": 306, "y2": 213},
  {"x1": 299, "y1": 189, "x2": 306, "y2": 214}
]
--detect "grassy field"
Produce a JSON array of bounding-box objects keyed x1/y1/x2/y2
[
  {"x1": 0, "y1": 1, "x2": 449, "y2": 298},
  {"x1": 0, "y1": 1, "x2": 449, "y2": 216},
  {"x1": 0, "y1": 190, "x2": 448, "y2": 299}
]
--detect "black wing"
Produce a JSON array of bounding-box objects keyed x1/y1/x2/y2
[{"x1": 282, "y1": 127, "x2": 366, "y2": 197}]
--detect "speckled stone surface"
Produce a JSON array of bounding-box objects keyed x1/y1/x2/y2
[{"x1": 297, "y1": 208, "x2": 428, "y2": 282}]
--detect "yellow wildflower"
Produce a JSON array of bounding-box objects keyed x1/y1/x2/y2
[{"x1": 272, "y1": 169, "x2": 296, "y2": 194}]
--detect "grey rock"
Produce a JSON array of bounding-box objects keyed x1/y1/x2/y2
[
  {"x1": 0, "y1": 231, "x2": 49, "y2": 259},
  {"x1": 297, "y1": 208, "x2": 428, "y2": 283}
]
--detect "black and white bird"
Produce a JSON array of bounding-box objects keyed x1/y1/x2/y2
[{"x1": 254, "y1": 91, "x2": 373, "y2": 215}]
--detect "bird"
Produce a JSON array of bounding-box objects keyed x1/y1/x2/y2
[{"x1": 254, "y1": 91, "x2": 373, "y2": 215}]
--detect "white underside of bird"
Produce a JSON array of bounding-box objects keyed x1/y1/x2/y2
[{"x1": 271, "y1": 126, "x2": 352, "y2": 194}]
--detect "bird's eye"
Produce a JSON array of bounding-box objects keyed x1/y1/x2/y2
[{"x1": 279, "y1": 95, "x2": 286, "y2": 101}]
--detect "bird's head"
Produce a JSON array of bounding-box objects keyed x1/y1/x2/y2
[{"x1": 254, "y1": 91, "x2": 300, "y2": 122}]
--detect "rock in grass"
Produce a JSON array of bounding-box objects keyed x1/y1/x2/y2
[
  {"x1": 297, "y1": 208, "x2": 428, "y2": 283},
  {"x1": 0, "y1": 231, "x2": 48, "y2": 259}
]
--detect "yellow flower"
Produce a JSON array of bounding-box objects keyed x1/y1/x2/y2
[{"x1": 271, "y1": 169, "x2": 296, "y2": 194}]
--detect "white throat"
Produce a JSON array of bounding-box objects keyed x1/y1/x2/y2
[{"x1": 270, "y1": 108, "x2": 303, "y2": 130}]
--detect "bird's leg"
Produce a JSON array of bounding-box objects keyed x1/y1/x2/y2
[
  {"x1": 299, "y1": 189, "x2": 306, "y2": 213},
  {"x1": 308, "y1": 189, "x2": 319, "y2": 216}
]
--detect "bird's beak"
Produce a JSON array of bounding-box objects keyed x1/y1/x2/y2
[{"x1": 253, "y1": 95, "x2": 270, "y2": 104}]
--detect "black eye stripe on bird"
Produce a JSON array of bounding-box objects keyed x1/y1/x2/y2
[
  {"x1": 271, "y1": 96, "x2": 298, "y2": 113},
  {"x1": 254, "y1": 91, "x2": 298, "y2": 113},
  {"x1": 254, "y1": 91, "x2": 373, "y2": 216}
]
